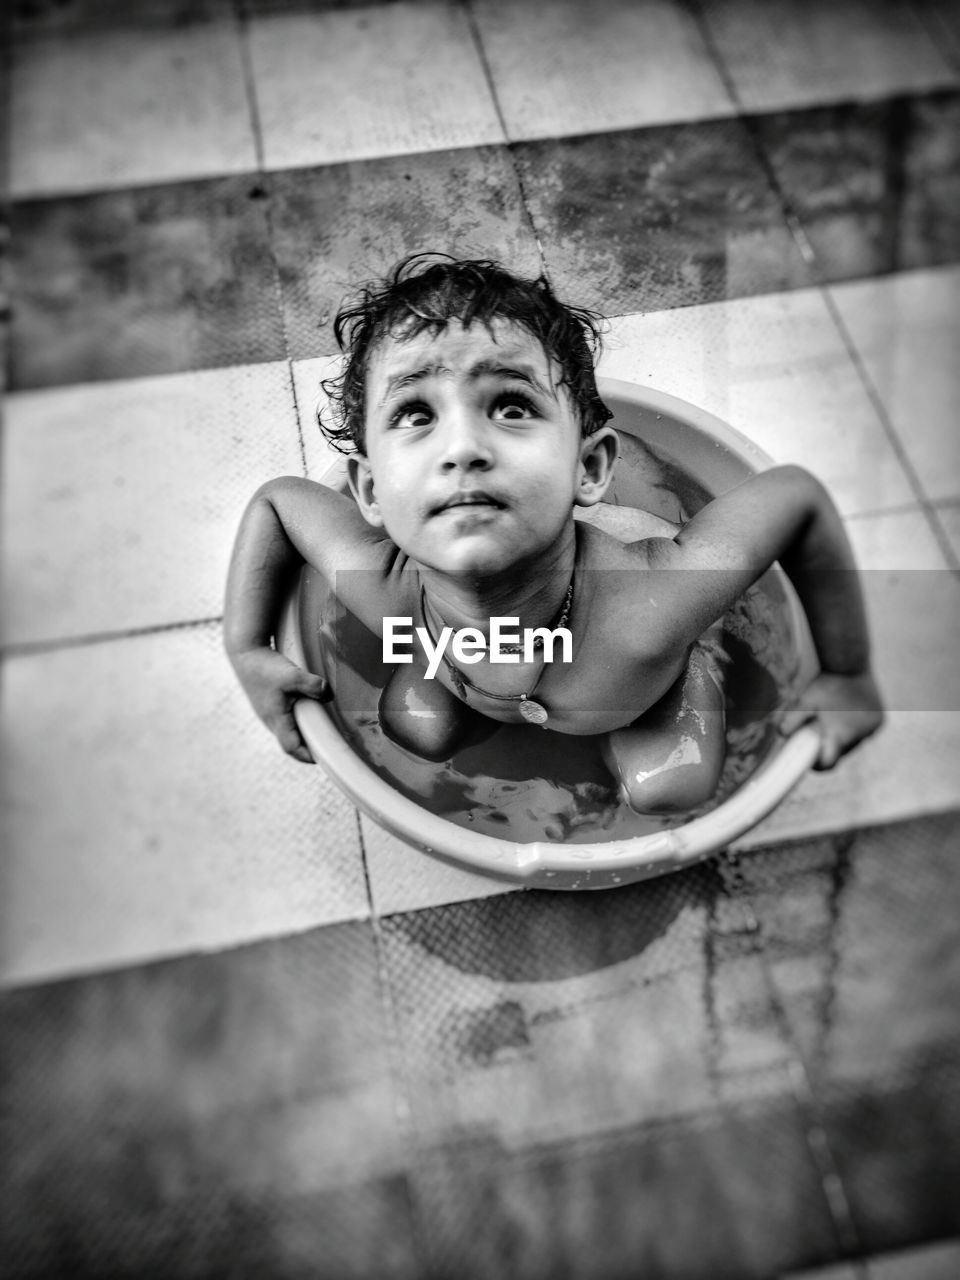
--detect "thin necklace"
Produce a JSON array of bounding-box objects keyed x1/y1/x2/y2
[{"x1": 418, "y1": 577, "x2": 574, "y2": 727}]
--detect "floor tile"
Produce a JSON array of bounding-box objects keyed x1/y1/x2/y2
[
  {"x1": 379, "y1": 869, "x2": 795, "y2": 1148},
  {"x1": 362, "y1": 815, "x2": 517, "y2": 916},
  {"x1": 9, "y1": 177, "x2": 285, "y2": 391},
  {"x1": 248, "y1": 3, "x2": 504, "y2": 171},
  {"x1": 0, "y1": 625, "x2": 368, "y2": 987},
  {"x1": 842, "y1": 507, "x2": 959, "y2": 714},
  {"x1": 599, "y1": 289, "x2": 915, "y2": 517},
  {"x1": 818, "y1": 1053, "x2": 960, "y2": 1254},
  {"x1": 755, "y1": 92, "x2": 960, "y2": 283},
  {"x1": 472, "y1": 0, "x2": 735, "y2": 141},
  {"x1": 734, "y1": 707, "x2": 960, "y2": 851},
  {"x1": 2, "y1": 363, "x2": 303, "y2": 646},
  {"x1": 810, "y1": 813, "x2": 960, "y2": 1085},
  {"x1": 1, "y1": 925, "x2": 419, "y2": 1277},
  {"x1": 516, "y1": 119, "x2": 811, "y2": 316},
  {"x1": 869, "y1": 1239, "x2": 960, "y2": 1280},
  {"x1": 10, "y1": 21, "x2": 256, "y2": 198},
  {"x1": 292, "y1": 354, "x2": 352, "y2": 480},
  {"x1": 412, "y1": 1103, "x2": 842, "y2": 1280},
  {"x1": 700, "y1": 0, "x2": 956, "y2": 114},
  {"x1": 933, "y1": 500, "x2": 960, "y2": 564},
  {"x1": 11, "y1": 0, "x2": 233, "y2": 33},
  {"x1": 782, "y1": 1265, "x2": 861, "y2": 1280},
  {"x1": 916, "y1": 0, "x2": 960, "y2": 69},
  {"x1": 268, "y1": 149, "x2": 542, "y2": 361},
  {"x1": 732, "y1": 812, "x2": 960, "y2": 1083},
  {"x1": 829, "y1": 266, "x2": 960, "y2": 504}
]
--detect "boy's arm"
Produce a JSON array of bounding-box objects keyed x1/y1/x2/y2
[
  {"x1": 650, "y1": 464, "x2": 884, "y2": 768},
  {"x1": 223, "y1": 477, "x2": 370, "y2": 763}
]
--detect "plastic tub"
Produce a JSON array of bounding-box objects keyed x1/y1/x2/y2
[{"x1": 278, "y1": 379, "x2": 820, "y2": 889}]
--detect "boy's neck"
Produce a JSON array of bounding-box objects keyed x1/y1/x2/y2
[{"x1": 419, "y1": 526, "x2": 578, "y2": 634}]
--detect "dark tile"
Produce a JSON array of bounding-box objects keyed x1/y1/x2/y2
[
  {"x1": 513, "y1": 119, "x2": 811, "y2": 317},
  {"x1": 9, "y1": 176, "x2": 285, "y2": 390},
  {"x1": 242, "y1": 0, "x2": 411, "y2": 13},
  {"x1": 379, "y1": 870, "x2": 797, "y2": 1146},
  {"x1": 11, "y1": 0, "x2": 233, "y2": 33},
  {"x1": 819, "y1": 1050, "x2": 960, "y2": 1255},
  {"x1": 724, "y1": 813, "x2": 960, "y2": 1084},
  {"x1": 0, "y1": 923, "x2": 418, "y2": 1277},
  {"x1": 413, "y1": 1103, "x2": 843, "y2": 1280},
  {"x1": 754, "y1": 90, "x2": 960, "y2": 284},
  {"x1": 1, "y1": 1178, "x2": 418, "y2": 1279},
  {"x1": 266, "y1": 148, "x2": 543, "y2": 361}
]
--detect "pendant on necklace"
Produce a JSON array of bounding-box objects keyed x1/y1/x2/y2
[{"x1": 519, "y1": 697, "x2": 549, "y2": 726}]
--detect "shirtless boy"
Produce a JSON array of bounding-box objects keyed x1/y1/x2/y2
[{"x1": 224, "y1": 255, "x2": 883, "y2": 814}]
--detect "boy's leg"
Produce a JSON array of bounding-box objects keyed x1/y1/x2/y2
[
  {"x1": 603, "y1": 629, "x2": 727, "y2": 814},
  {"x1": 379, "y1": 660, "x2": 494, "y2": 762}
]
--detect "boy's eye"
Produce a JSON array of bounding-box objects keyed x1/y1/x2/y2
[
  {"x1": 492, "y1": 392, "x2": 536, "y2": 421},
  {"x1": 391, "y1": 401, "x2": 432, "y2": 429}
]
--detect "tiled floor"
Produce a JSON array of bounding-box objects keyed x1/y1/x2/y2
[{"x1": 2, "y1": 0, "x2": 959, "y2": 1276}]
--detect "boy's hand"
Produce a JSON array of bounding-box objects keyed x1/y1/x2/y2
[
  {"x1": 229, "y1": 647, "x2": 331, "y2": 764},
  {"x1": 778, "y1": 669, "x2": 884, "y2": 770}
]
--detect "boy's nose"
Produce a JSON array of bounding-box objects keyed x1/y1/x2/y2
[{"x1": 439, "y1": 410, "x2": 494, "y2": 471}]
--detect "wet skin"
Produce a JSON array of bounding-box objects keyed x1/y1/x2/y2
[{"x1": 225, "y1": 318, "x2": 882, "y2": 808}]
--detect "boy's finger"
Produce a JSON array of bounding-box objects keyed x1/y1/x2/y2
[
  {"x1": 276, "y1": 714, "x2": 315, "y2": 763},
  {"x1": 288, "y1": 669, "x2": 331, "y2": 702},
  {"x1": 777, "y1": 702, "x2": 816, "y2": 737},
  {"x1": 814, "y1": 731, "x2": 842, "y2": 771}
]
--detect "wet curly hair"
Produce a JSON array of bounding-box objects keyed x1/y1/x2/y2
[{"x1": 318, "y1": 253, "x2": 613, "y2": 454}]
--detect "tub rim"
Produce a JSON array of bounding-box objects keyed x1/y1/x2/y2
[{"x1": 278, "y1": 379, "x2": 821, "y2": 890}]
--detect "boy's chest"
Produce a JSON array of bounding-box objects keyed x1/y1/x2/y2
[{"x1": 427, "y1": 631, "x2": 684, "y2": 735}]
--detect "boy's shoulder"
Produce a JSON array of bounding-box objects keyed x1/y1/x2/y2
[{"x1": 577, "y1": 504, "x2": 679, "y2": 566}]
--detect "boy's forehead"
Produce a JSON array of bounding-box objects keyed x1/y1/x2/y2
[{"x1": 367, "y1": 318, "x2": 559, "y2": 397}]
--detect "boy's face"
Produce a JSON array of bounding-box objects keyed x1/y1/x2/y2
[{"x1": 347, "y1": 319, "x2": 616, "y2": 579}]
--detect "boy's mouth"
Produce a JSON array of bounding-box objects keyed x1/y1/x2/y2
[{"x1": 432, "y1": 491, "x2": 505, "y2": 515}]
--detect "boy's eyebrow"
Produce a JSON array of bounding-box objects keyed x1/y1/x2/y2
[{"x1": 378, "y1": 358, "x2": 554, "y2": 406}]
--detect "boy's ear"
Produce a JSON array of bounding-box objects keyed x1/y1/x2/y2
[
  {"x1": 575, "y1": 427, "x2": 619, "y2": 507},
  {"x1": 346, "y1": 454, "x2": 384, "y2": 527}
]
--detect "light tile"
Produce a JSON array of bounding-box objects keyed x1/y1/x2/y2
[
  {"x1": 869, "y1": 1239, "x2": 960, "y2": 1280},
  {"x1": 829, "y1": 266, "x2": 960, "y2": 504},
  {"x1": 10, "y1": 23, "x2": 257, "y2": 198},
  {"x1": 0, "y1": 624, "x2": 369, "y2": 988},
  {"x1": 361, "y1": 814, "x2": 518, "y2": 916},
  {"x1": 734, "y1": 710, "x2": 960, "y2": 851},
  {"x1": 599, "y1": 289, "x2": 915, "y2": 517},
  {"x1": 701, "y1": 0, "x2": 956, "y2": 114},
  {"x1": 472, "y1": 0, "x2": 735, "y2": 141},
  {"x1": 780, "y1": 1266, "x2": 860, "y2": 1280},
  {"x1": 293, "y1": 356, "x2": 349, "y2": 482},
  {"x1": 249, "y1": 4, "x2": 505, "y2": 171},
  {"x1": 1, "y1": 363, "x2": 304, "y2": 646}
]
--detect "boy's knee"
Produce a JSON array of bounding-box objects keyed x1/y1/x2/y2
[
  {"x1": 617, "y1": 753, "x2": 723, "y2": 816},
  {"x1": 624, "y1": 762, "x2": 721, "y2": 814},
  {"x1": 378, "y1": 668, "x2": 471, "y2": 762}
]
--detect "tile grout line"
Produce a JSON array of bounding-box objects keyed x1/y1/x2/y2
[
  {"x1": 722, "y1": 846, "x2": 866, "y2": 1263},
  {"x1": 818, "y1": 286, "x2": 960, "y2": 574},
  {"x1": 460, "y1": 0, "x2": 550, "y2": 281},
  {"x1": 234, "y1": 0, "x2": 309, "y2": 479},
  {"x1": 354, "y1": 811, "x2": 435, "y2": 1276},
  {"x1": 1, "y1": 614, "x2": 225, "y2": 659}
]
